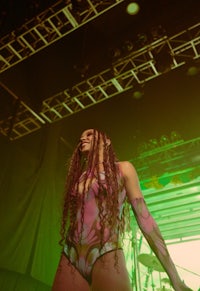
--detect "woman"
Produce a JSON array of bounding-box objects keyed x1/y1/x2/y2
[{"x1": 52, "y1": 128, "x2": 192, "y2": 291}]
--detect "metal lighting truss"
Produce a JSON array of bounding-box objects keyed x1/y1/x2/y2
[
  {"x1": 0, "y1": 0, "x2": 125, "y2": 73},
  {"x1": 0, "y1": 22, "x2": 200, "y2": 140}
]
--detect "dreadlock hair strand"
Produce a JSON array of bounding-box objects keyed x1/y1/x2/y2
[{"x1": 59, "y1": 129, "x2": 129, "y2": 260}]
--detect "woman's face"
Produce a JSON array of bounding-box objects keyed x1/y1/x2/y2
[
  {"x1": 79, "y1": 129, "x2": 110, "y2": 156},
  {"x1": 79, "y1": 129, "x2": 96, "y2": 154}
]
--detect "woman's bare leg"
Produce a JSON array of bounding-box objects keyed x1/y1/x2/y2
[
  {"x1": 52, "y1": 253, "x2": 90, "y2": 291},
  {"x1": 91, "y1": 250, "x2": 132, "y2": 291}
]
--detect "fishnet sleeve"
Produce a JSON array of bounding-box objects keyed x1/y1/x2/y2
[{"x1": 130, "y1": 197, "x2": 193, "y2": 291}]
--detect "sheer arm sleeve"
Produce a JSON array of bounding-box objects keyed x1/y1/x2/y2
[{"x1": 130, "y1": 197, "x2": 193, "y2": 291}]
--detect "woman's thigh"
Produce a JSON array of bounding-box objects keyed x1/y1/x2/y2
[
  {"x1": 52, "y1": 253, "x2": 90, "y2": 291},
  {"x1": 91, "y1": 249, "x2": 132, "y2": 291}
]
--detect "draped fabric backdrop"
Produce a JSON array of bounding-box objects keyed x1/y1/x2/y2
[{"x1": 0, "y1": 122, "x2": 72, "y2": 290}]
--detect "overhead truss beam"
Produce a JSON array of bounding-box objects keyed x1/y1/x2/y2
[
  {"x1": 0, "y1": 22, "x2": 200, "y2": 140},
  {"x1": 0, "y1": 0, "x2": 125, "y2": 73}
]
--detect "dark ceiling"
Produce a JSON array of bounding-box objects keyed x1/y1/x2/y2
[{"x1": 0, "y1": 0, "x2": 200, "y2": 159}]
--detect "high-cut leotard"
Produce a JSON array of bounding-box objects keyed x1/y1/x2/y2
[{"x1": 63, "y1": 170, "x2": 126, "y2": 283}]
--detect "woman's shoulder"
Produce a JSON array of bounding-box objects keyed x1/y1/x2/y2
[
  {"x1": 117, "y1": 160, "x2": 134, "y2": 169},
  {"x1": 117, "y1": 161, "x2": 137, "y2": 178}
]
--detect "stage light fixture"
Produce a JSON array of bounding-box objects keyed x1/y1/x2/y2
[
  {"x1": 132, "y1": 83, "x2": 144, "y2": 99},
  {"x1": 186, "y1": 64, "x2": 200, "y2": 76},
  {"x1": 126, "y1": 2, "x2": 140, "y2": 15}
]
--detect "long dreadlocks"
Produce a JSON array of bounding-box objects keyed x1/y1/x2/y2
[{"x1": 59, "y1": 129, "x2": 130, "y2": 252}]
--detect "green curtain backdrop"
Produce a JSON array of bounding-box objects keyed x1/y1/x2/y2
[{"x1": 0, "y1": 123, "x2": 71, "y2": 290}]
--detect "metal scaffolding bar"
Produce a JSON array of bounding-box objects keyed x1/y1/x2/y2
[
  {"x1": 37, "y1": 22, "x2": 200, "y2": 121},
  {"x1": 0, "y1": 0, "x2": 125, "y2": 73},
  {"x1": 0, "y1": 22, "x2": 200, "y2": 140}
]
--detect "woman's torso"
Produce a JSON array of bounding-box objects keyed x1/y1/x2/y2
[{"x1": 66, "y1": 166, "x2": 126, "y2": 247}]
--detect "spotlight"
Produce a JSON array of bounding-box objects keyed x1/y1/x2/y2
[
  {"x1": 109, "y1": 47, "x2": 121, "y2": 60},
  {"x1": 126, "y1": 2, "x2": 140, "y2": 15},
  {"x1": 170, "y1": 131, "x2": 181, "y2": 142},
  {"x1": 186, "y1": 65, "x2": 200, "y2": 76},
  {"x1": 149, "y1": 139, "x2": 158, "y2": 149},
  {"x1": 182, "y1": 59, "x2": 200, "y2": 76},
  {"x1": 132, "y1": 84, "x2": 144, "y2": 99},
  {"x1": 136, "y1": 33, "x2": 148, "y2": 48},
  {"x1": 133, "y1": 90, "x2": 143, "y2": 99},
  {"x1": 150, "y1": 25, "x2": 167, "y2": 41},
  {"x1": 122, "y1": 40, "x2": 134, "y2": 54},
  {"x1": 160, "y1": 135, "x2": 169, "y2": 146}
]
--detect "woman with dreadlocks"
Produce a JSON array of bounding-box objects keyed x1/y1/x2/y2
[{"x1": 52, "y1": 129, "x2": 192, "y2": 291}]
